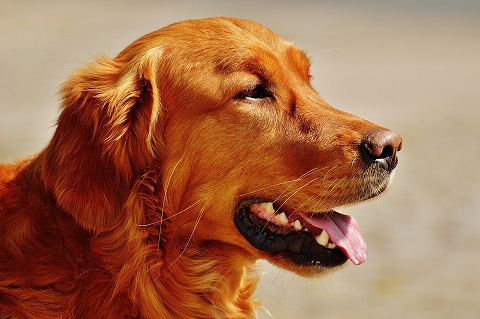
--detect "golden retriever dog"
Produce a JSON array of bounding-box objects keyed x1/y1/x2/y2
[{"x1": 0, "y1": 17, "x2": 402, "y2": 318}]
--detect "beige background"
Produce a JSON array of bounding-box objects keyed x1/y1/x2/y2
[{"x1": 1, "y1": 1, "x2": 479, "y2": 318}]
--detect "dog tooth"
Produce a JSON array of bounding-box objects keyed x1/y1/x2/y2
[
  {"x1": 327, "y1": 243, "x2": 337, "y2": 249},
  {"x1": 315, "y1": 230, "x2": 329, "y2": 247},
  {"x1": 277, "y1": 212, "x2": 288, "y2": 224},
  {"x1": 258, "y1": 202, "x2": 275, "y2": 214},
  {"x1": 292, "y1": 220, "x2": 302, "y2": 231}
]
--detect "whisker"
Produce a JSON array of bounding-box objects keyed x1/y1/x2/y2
[
  {"x1": 322, "y1": 164, "x2": 339, "y2": 184},
  {"x1": 267, "y1": 268, "x2": 286, "y2": 295},
  {"x1": 158, "y1": 159, "x2": 182, "y2": 249},
  {"x1": 308, "y1": 47, "x2": 344, "y2": 60},
  {"x1": 287, "y1": 194, "x2": 317, "y2": 217},
  {"x1": 274, "y1": 176, "x2": 321, "y2": 214},
  {"x1": 326, "y1": 176, "x2": 346, "y2": 194},
  {"x1": 310, "y1": 197, "x2": 333, "y2": 219},
  {"x1": 241, "y1": 166, "x2": 351, "y2": 232},
  {"x1": 314, "y1": 178, "x2": 343, "y2": 207},
  {"x1": 236, "y1": 167, "x2": 324, "y2": 198},
  {"x1": 260, "y1": 176, "x2": 321, "y2": 233},
  {"x1": 137, "y1": 199, "x2": 201, "y2": 227},
  {"x1": 239, "y1": 168, "x2": 325, "y2": 232},
  {"x1": 165, "y1": 203, "x2": 206, "y2": 270},
  {"x1": 268, "y1": 268, "x2": 291, "y2": 302},
  {"x1": 236, "y1": 180, "x2": 296, "y2": 197},
  {"x1": 279, "y1": 272, "x2": 298, "y2": 302},
  {"x1": 162, "y1": 200, "x2": 202, "y2": 221},
  {"x1": 271, "y1": 168, "x2": 323, "y2": 205},
  {"x1": 161, "y1": 159, "x2": 182, "y2": 213}
]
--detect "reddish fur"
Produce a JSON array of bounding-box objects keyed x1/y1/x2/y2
[{"x1": 1, "y1": 17, "x2": 397, "y2": 318}]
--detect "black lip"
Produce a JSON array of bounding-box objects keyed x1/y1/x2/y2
[{"x1": 233, "y1": 200, "x2": 348, "y2": 268}]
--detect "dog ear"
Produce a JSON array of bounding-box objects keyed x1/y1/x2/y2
[{"x1": 42, "y1": 48, "x2": 164, "y2": 232}]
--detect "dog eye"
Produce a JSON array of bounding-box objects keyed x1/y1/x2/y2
[{"x1": 237, "y1": 84, "x2": 272, "y2": 101}]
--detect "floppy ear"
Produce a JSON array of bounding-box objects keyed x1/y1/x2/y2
[{"x1": 42, "y1": 48, "x2": 164, "y2": 232}]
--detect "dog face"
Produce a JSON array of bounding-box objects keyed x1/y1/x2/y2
[{"x1": 54, "y1": 17, "x2": 401, "y2": 277}]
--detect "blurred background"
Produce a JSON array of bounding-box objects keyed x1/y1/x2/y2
[{"x1": 1, "y1": 1, "x2": 479, "y2": 318}]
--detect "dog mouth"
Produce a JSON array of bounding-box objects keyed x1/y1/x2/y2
[{"x1": 233, "y1": 199, "x2": 367, "y2": 268}]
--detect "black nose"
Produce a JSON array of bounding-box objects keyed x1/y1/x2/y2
[{"x1": 361, "y1": 129, "x2": 402, "y2": 171}]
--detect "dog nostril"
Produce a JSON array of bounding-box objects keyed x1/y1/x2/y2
[{"x1": 361, "y1": 129, "x2": 402, "y2": 170}]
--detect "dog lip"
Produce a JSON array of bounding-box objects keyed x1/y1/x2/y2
[{"x1": 233, "y1": 199, "x2": 349, "y2": 268}]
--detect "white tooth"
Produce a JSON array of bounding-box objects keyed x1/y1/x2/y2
[
  {"x1": 276, "y1": 212, "x2": 288, "y2": 224},
  {"x1": 327, "y1": 243, "x2": 337, "y2": 249},
  {"x1": 292, "y1": 220, "x2": 302, "y2": 231},
  {"x1": 259, "y1": 202, "x2": 275, "y2": 214},
  {"x1": 315, "y1": 230, "x2": 330, "y2": 247}
]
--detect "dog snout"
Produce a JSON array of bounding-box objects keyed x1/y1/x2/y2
[{"x1": 360, "y1": 129, "x2": 402, "y2": 171}]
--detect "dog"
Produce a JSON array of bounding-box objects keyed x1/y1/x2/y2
[{"x1": 0, "y1": 17, "x2": 402, "y2": 318}]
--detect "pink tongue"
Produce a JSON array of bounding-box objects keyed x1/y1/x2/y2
[{"x1": 302, "y1": 212, "x2": 367, "y2": 265}]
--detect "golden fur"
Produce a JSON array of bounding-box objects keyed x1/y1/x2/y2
[{"x1": 0, "y1": 17, "x2": 401, "y2": 318}]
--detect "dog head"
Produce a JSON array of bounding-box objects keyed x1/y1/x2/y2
[{"x1": 44, "y1": 17, "x2": 401, "y2": 276}]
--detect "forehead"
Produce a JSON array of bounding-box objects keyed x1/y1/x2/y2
[
  {"x1": 218, "y1": 45, "x2": 311, "y2": 80},
  {"x1": 147, "y1": 18, "x2": 311, "y2": 75},
  {"x1": 120, "y1": 17, "x2": 313, "y2": 102}
]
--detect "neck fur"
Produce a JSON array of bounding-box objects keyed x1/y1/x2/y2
[{"x1": 91, "y1": 169, "x2": 260, "y2": 319}]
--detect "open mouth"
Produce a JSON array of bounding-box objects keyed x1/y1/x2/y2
[{"x1": 234, "y1": 199, "x2": 367, "y2": 268}]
